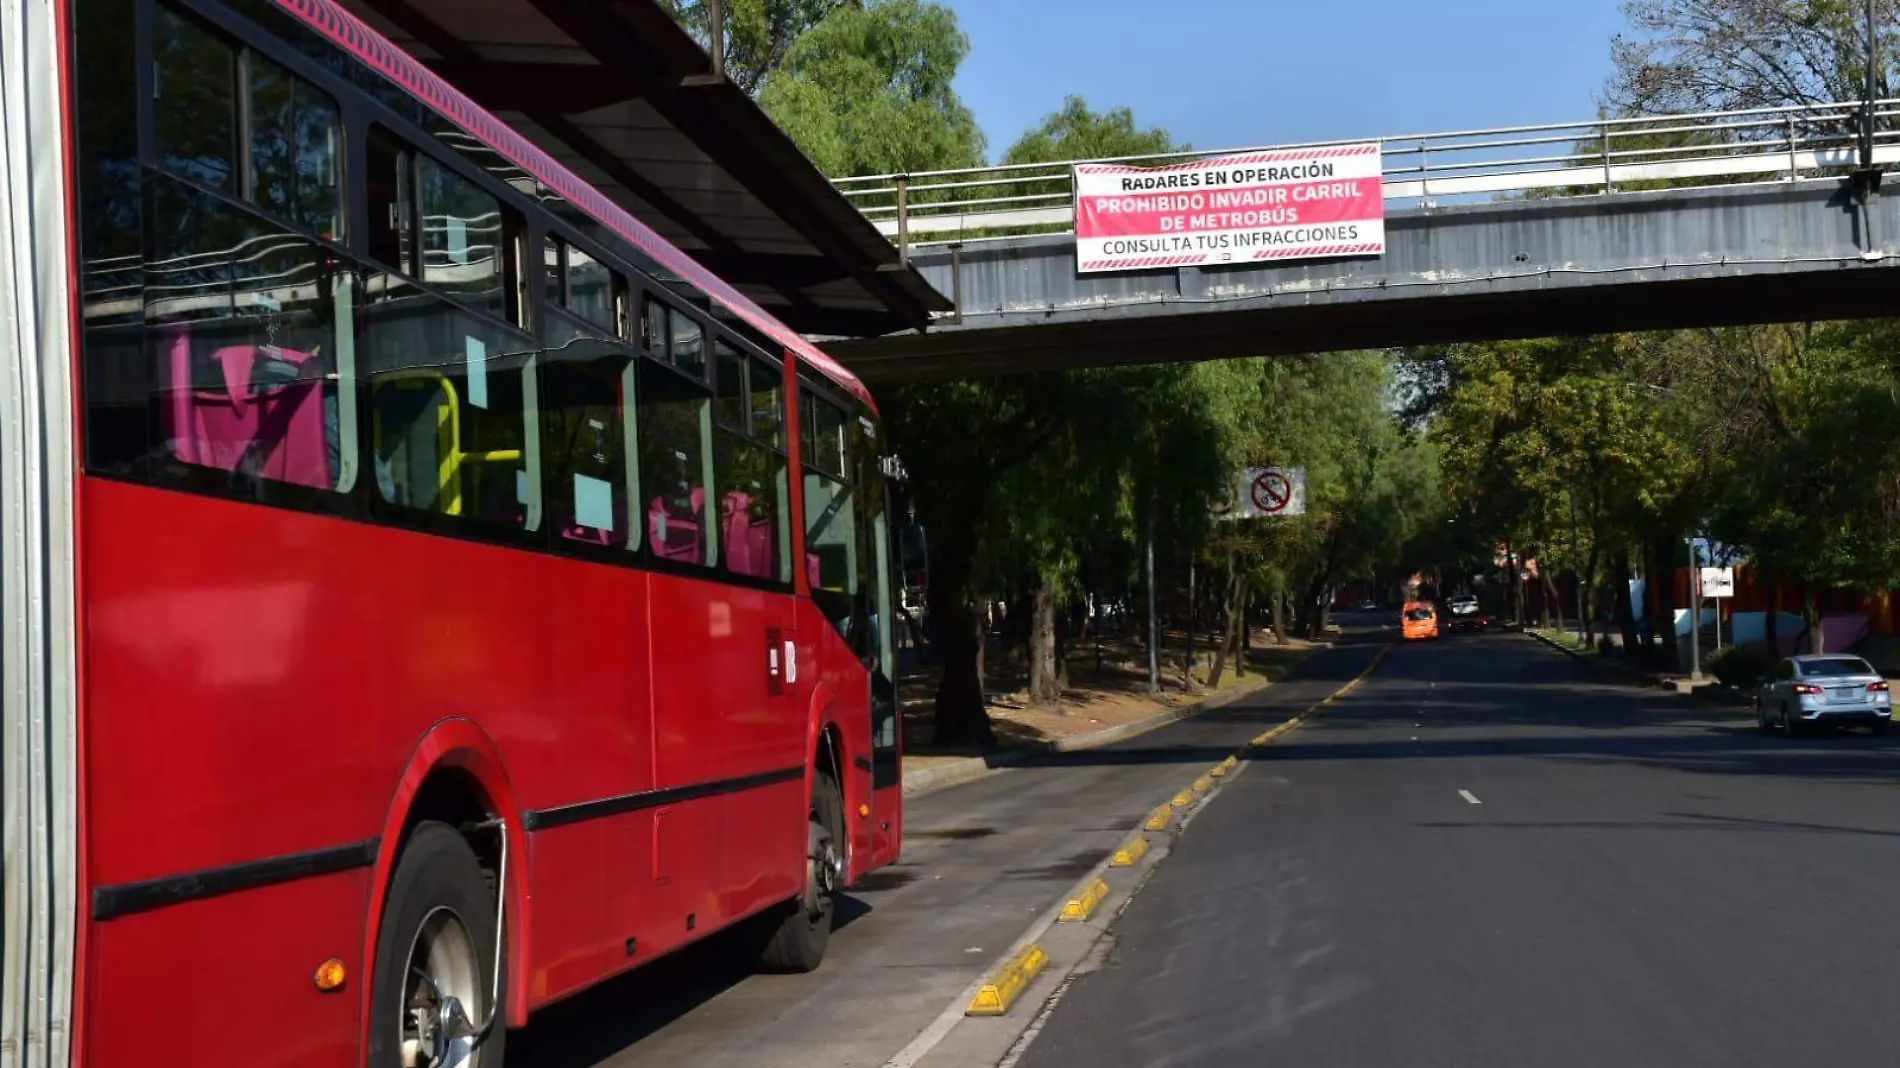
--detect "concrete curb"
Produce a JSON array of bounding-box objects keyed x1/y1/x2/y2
[
  {"x1": 1524, "y1": 629, "x2": 1751, "y2": 708},
  {"x1": 902, "y1": 670, "x2": 1286, "y2": 798}
]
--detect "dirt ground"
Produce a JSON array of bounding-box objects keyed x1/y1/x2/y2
[{"x1": 900, "y1": 629, "x2": 1327, "y2": 772}]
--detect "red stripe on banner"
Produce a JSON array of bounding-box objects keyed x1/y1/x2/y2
[
  {"x1": 1079, "y1": 144, "x2": 1380, "y2": 175},
  {"x1": 1248, "y1": 243, "x2": 1383, "y2": 260},
  {"x1": 1076, "y1": 179, "x2": 1383, "y2": 239}
]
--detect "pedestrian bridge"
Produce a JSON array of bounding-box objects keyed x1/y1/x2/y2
[{"x1": 820, "y1": 101, "x2": 1900, "y2": 382}]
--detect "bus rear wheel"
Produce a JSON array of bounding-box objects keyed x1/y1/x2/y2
[
  {"x1": 758, "y1": 772, "x2": 844, "y2": 973},
  {"x1": 368, "y1": 822, "x2": 505, "y2": 1068}
]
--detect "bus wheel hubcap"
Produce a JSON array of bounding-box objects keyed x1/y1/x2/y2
[
  {"x1": 806, "y1": 819, "x2": 839, "y2": 918},
  {"x1": 400, "y1": 907, "x2": 482, "y2": 1068}
]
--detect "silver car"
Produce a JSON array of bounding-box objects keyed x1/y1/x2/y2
[{"x1": 1757, "y1": 654, "x2": 1892, "y2": 735}]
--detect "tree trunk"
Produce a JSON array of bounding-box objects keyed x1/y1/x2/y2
[
  {"x1": 1544, "y1": 567, "x2": 1565, "y2": 635},
  {"x1": 1647, "y1": 535, "x2": 1680, "y2": 672},
  {"x1": 1271, "y1": 582, "x2": 1288, "y2": 645},
  {"x1": 1581, "y1": 540, "x2": 1602, "y2": 646},
  {"x1": 1804, "y1": 581, "x2": 1824, "y2": 654},
  {"x1": 1764, "y1": 568, "x2": 1781, "y2": 657},
  {"x1": 1502, "y1": 541, "x2": 1520, "y2": 625},
  {"x1": 1205, "y1": 565, "x2": 1246, "y2": 688},
  {"x1": 1028, "y1": 574, "x2": 1060, "y2": 706},
  {"x1": 1612, "y1": 548, "x2": 1640, "y2": 659},
  {"x1": 930, "y1": 541, "x2": 995, "y2": 749},
  {"x1": 1237, "y1": 586, "x2": 1252, "y2": 677}
]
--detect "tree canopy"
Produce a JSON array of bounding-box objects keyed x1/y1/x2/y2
[{"x1": 754, "y1": 0, "x2": 985, "y2": 177}]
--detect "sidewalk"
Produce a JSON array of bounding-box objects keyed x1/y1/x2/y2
[
  {"x1": 1525, "y1": 628, "x2": 1751, "y2": 707},
  {"x1": 901, "y1": 633, "x2": 1326, "y2": 793}
]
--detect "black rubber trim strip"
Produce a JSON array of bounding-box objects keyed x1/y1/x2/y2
[
  {"x1": 524, "y1": 765, "x2": 806, "y2": 832},
  {"x1": 93, "y1": 838, "x2": 380, "y2": 922},
  {"x1": 853, "y1": 756, "x2": 873, "y2": 772}
]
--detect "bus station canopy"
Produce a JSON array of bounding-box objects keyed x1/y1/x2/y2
[{"x1": 338, "y1": 0, "x2": 949, "y2": 339}]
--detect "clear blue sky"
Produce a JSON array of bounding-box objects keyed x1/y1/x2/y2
[{"x1": 947, "y1": 0, "x2": 1631, "y2": 157}]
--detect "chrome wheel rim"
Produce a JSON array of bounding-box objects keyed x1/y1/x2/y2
[
  {"x1": 399, "y1": 906, "x2": 482, "y2": 1068},
  {"x1": 804, "y1": 814, "x2": 841, "y2": 921}
]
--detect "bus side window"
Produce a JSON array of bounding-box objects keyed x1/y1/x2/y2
[
  {"x1": 540, "y1": 333, "x2": 638, "y2": 553},
  {"x1": 140, "y1": 175, "x2": 359, "y2": 498},
  {"x1": 801, "y1": 385, "x2": 858, "y2": 634},
  {"x1": 635, "y1": 358, "x2": 715, "y2": 567},
  {"x1": 359, "y1": 276, "x2": 540, "y2": 533},
  {"x1": 710, "y1": 345, "x2": 790, "y2": 582}
]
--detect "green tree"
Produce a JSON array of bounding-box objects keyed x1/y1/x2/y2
[
  {"x1": 756, "y1": 0, "x2": 985, "y2": 178},
  {"x1": 657, "y1": 0, "x2": 860, "y2": 94},
  {"x1": 1002, "y1": 96, "x2": 1180, "y2": 165}
]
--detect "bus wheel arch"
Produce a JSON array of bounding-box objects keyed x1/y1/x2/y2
[{"x1": 364, "y1": 720, "x2": 531, "y2": 1034}]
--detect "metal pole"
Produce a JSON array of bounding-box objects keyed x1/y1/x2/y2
[
  {"x1": 1145, "y1": 502, "x2": 1159, "y2": 694},
  {"x1": 1689, "y1": 536, "x2": 1703, "y2": 679},
  {"x1": 1571, "y1": 491, "x2": 1583, "y2": 640},
  {"x1": 1600, "y1": 119, "x2": 1615, "y2": 192},
  {"x1": 895, "y1": 176, "x2": 910, "y2": 267},
  {"x1": 1865, "y1": 0, "x2": 1879, "y2": 170},
  {"x1": 1186, "y1": 561, "x2": 1196, "y2": 687}
]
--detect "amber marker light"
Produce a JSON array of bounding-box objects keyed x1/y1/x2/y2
[{"x1": 313, "y1": 958, "x2": 347, "y2": 992}]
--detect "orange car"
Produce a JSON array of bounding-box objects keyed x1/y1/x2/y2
[{"x1": 1402, "y1": 600, "x2": 1440, "y2": 640}]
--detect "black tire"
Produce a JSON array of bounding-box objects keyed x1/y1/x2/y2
[
  {"x1": 367, "y1": 822, "x2": 505, "y2": 1068},
  {"x1": 1872, "y1": 720, "x2": 1890, "y2": 736},
  {"x1": 1783, "y1": 706, "x2": 1804, "y2": 738},
  {"x1": 758, "y1": 772, "x2": 845, "y2": 974},
  {"x1": 1756, "y1": 699, "x2": 1773, "y2": 734}
]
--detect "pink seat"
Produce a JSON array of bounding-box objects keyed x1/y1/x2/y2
[
  {"x1": 163, "y1": 331, "x2": 332, "y2": 489},
  {"x1": 649, "y1": 487, "x2": 705, "y2": 563},
  {"x1": 720, "y1": 491, "x2": 777, "y2": 579}
]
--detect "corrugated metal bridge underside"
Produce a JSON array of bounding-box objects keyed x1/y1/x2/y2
[{"x1": 823, "y1": 177, "x2": 1900, "y2": 382}]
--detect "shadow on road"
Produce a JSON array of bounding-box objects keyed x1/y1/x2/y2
[{"x1": 507, "y1": 896, "x2": 876, "y2": 1068}]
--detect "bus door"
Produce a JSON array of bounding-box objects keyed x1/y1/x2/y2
[{"x1": 861, "y1": 450, "x2": 902, "y2": 868}]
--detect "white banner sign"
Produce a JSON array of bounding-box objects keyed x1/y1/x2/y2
[
  {"x1": 1700, "y1": 567, "x2": 1735, "y2": 599},
  {"x1": 1074, "y1": 146, "x2": 1386, "y2": 273},
  {"x1": 1212, "y1": 467, "x2": 1306, "y2": 520}
]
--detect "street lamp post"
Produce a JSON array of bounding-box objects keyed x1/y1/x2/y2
[
  {"x1": 1688, "y1": 535, "x2": 1703, "y2": 679},
  {"x1": 1867, "y1": 0, "x2": 1881, "y2": 170}
]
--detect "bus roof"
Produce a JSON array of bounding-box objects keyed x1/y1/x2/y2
[{"x1": 277, "y1": 0, "x2": 878, "y2": 409}]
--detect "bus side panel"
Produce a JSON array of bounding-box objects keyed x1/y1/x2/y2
[
  {"x1": 796, "y1": 601, "x2": 876, "y2": 881},
  {"x1": 645, "y1": 573, "x2": 800, "y2": 939},
  {"x1": 85, "y1": 869, "x2": 369, "y2": 1068},
  {"x1": 80, "y1": 478, "x2": 656, "y2": 1056}
]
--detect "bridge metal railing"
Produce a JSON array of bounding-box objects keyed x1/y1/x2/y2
[{"x1": 834, "y1": 99, "x2": 1900, "y2": 255}]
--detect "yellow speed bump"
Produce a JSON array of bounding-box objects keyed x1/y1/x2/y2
[
  {"x1": 1209, "y1": 763, "x2": 1228, "y2": 778},
  {"x1": 1170, "y1": 790, "x2": 1196, "y2": 808},
  {"x1": 1144, "y1": 805, "x2": 1174, "y2": 831},
  {"x1": 1059, "y1": 877, "x2": 1112, "y2": 922},
  {"x1": 1191, "y1": 776, "x2": 1213, "y2": 794},
  {"x1": 1111, "y1": 836, "x2": 1150, "y2": 866},
  {"x1": 966, "y1": 943, "x2": 1050, "y2": 1016}
]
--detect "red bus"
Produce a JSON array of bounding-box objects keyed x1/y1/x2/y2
[{"x1": 3, "y1": 0, "x2": 906, "y2": 1063}]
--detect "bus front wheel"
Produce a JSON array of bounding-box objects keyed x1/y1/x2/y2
[
  {"x1": 758, "y1": 772, "x2": 844, "y2": 973},
  {"x1": 367, "y1": 821, "x2": 506, "y2": 1068}
]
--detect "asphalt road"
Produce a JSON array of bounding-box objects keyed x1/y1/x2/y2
[
  {"x1": 506, "y1": 635, "x2": 1387, "y2": 1068},
  {"x1": 1016, "y1": 632, "x2": 1900, "y2": 1068}
]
